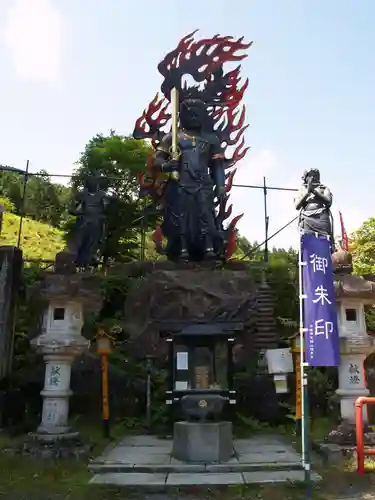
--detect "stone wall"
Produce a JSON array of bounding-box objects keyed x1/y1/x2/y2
[
  {"x1": 124, "y1": 264, "x2": 258, "y2": 360},
  {"x1": 0, "y1": 246, "x2": 23, "y2": 381}
]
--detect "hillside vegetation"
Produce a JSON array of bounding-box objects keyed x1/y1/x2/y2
[{"x1": 0, "y1": 212, "x2": 65, "y2": 260}]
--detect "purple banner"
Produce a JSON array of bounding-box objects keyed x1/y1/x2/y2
[{"x1": 302, "y1": 233, "x2": 340, "y2": 367}]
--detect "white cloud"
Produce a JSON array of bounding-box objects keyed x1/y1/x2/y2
[
  {"x1": 2, "y1": 0, "x2": 63, "y2": 84},
  {"x1": 230, "y1": 150, "x2": 300, "y2": 249},
  {"x1": 234, "y1": 149, "x2": 278, "y2": 186}
]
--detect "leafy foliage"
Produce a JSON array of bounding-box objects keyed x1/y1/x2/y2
[
  {"x1": 0, "y1": 170, "x2": 70, "y2": 227},
  {"x1": 104, "y1": 351, "x2": 170, "y2": 432},
  {"x1": 267, "y1": 248, "x2": 299, "y2": 332},
  {"x1": 24, "y1": 172, "x2": 71, "y2": 227},
  {"x1": 234, "y1": 234, "x2": 262, "y2": 260},
  {"x1": 0, "y1": 196, "x2": 16, "y2": 211},
  {"x1": 235, "y1": 234, "x2": 299, "y2": 330},
  {"x1": 352, "y1": 217, "x2": 375, "y2": 275},
  {"x1": 12, "y1": 266, "x2": 44, "y2": 382},
  {"x1": 308, "y1": 367, "x2": 338, "y2": 419}
]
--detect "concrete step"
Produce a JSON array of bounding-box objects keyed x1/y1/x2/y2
[
  {"x1": 90, "y1": 469, "x2": 322, "y2": 487},
  {"x1": 88, "y1": 460, "x2": 304, "y2": 474}
]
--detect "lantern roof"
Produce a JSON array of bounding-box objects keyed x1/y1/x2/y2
[{"x1": 334, "y1": 273, "x2": 375, "y2": 300}]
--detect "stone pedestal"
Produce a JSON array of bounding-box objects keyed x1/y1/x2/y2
[
  {"x1": 35, "y1": 347, "x2": 88, "y2": 438},
  {"x1": 337, "y1": 342, "x2": 371, "y2": 423},
  {"x1": 172, "y1": 421, "x2": 233, "y2": 463}
]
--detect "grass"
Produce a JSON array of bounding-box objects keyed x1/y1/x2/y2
[
  {"x1": 0, "y1": 418, "x2": 375, "y2": 500},
  {"x1": 0, "y1": 420, "x2": 126, "y2": 499},
  {"x1": 1, "y1": 457, "x2": 374, "y2": 500},
  {"x1": 0, "y1": 212, "x2": 65, "y2": 260}
]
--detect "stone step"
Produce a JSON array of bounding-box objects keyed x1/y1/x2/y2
[
  {"x1": 89, "y1": 460, "x2": 303, "y2": 474},
  {"x1": 90, "y1": 469, "x2": 322, "y2": 487}
]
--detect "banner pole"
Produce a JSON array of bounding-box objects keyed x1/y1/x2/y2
[{"x1": 299, "y1": 233, "x2": 311, "y2": 498}]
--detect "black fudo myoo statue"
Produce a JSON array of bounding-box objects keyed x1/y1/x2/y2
[
  {"x1": 154, "y1": 97, "x2": 226, "y2": 260},
  {"x1": 133, "y1": 31, "x2": 253, "y2": 262},
  {"x1": 295, "y1": 168, "x2": 334, "y2": 249}
]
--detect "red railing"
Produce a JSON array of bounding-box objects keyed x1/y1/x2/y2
[{"x1": 356, "y1": 396, "x2": 375, "y2": 475}]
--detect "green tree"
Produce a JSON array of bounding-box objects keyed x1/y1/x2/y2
[
  {"x1": 351, "y1": 217, "x2": 375, "y2": 275},
  {"x1": 350, "y1": 218, "x2": 375, "y2": 330},
  {"x1": 70, "y1": 131, "x2": 151, "y2": 263},
  {"x1": 267, "y1": 247, "x2": 299, "y2": 330},
  {"x1": 24, "y1": 171, "x2": 71, "y2": 227},
  {"x1": 234, "y1": 234, "x2": 263, "y2": 261},
  {"x1": 233, "y1": 233, "x2": 299, "y2": 330},
  {"x1": 0, "y1": 196, "x2": 16, "y2": 212},
  {"x1": 0, "y1": 169, "x2": 71, "y2": 227},
  {"x1": 0, "y1": 171, "x2": 24, "y2": 211}
]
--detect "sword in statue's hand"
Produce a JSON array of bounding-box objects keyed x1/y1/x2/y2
[{"x1": 169, "y1": 87, "x2": 180, "y2": 181}]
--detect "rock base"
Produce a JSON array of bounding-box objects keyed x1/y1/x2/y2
[
  {"x1": 54, "y1": 250, "x2": 77, "y2": 274},
  {"x1": 313, "y1": 441, "x2": 356, "y2": 465},
  {"x1": 124, "y1": 267, "x2": 258, "y2": 360},
  {"x1": 172, "y1": 421, "x2": 233, "y2": 463},
  {"x1": 326, "y1": 421, "x2": 375, "y2": 446},
  {"x1": 30, "y1": 430, "x2": 80, "y2": 442},
  {"x1": 314, "y1": 421, "x2": 375, "y2": 465},
  {"x1": 0, "y1": 432, "x2": 93, "y2": 460}
]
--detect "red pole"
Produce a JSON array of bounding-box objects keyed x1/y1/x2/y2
[{"x1": 356, "y1": 397, "x2": 365, "y2": 476}]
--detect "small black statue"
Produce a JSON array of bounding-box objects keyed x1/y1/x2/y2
[
  {"x1": 295, "y1": 168, "x2": 334, "y2": 244},
  {"x1": 67, "y1": 175, "x2": 109, "y2": 268},
  {"x1": 133, "y1": 31, "x2": 252, "y2": 262}
]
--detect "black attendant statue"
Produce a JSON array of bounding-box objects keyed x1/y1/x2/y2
[
  {"x1": 295, "y1": 168, "x2": 334, "y2": 247},
  {"x1": 133, "y1": 31, "x2": 252, "y2": 261},
  {"x1": 67, "y1": 175, "x2": 109, "y2": 268}
]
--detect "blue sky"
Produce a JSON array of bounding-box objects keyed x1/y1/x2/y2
[{"x1": 0, "y1": 0, "x2": 374, "y2": 248}]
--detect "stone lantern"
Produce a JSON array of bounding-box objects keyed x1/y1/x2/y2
[
  {"x1": 30, "y1": 272, "x2": 102, "y2": 441},
  {"x1": 326, "y1": 246, "x2": 375, "y2": 444}
]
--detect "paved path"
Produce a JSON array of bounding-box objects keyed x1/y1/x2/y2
[
  {"x1": 336, "y1": 497, "x2": 375, "y2": 500},
  {"x1": 89, "y1": 434, "x2": 321, "y2": 486}
]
